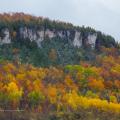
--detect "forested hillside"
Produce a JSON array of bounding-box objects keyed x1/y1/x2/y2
[
  {"x1": 0, "y1": 13, "x2": 120, "y2": 120},
  {"x1": 0, "y1": 47, "x2": 120, "y2": 120},
  {"x1": 0, "y1": 13, "x2": 117, "y2": 67}
]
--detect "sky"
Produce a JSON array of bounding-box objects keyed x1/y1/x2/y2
[{"x1": 0, "y1": 0, "x2": 120, "y2": 41}]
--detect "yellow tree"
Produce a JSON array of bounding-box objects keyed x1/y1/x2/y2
[{"x1": 7, "y1": 82, "x2": 23, "y2": 109}]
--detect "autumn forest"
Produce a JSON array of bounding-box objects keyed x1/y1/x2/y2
[{"x1": 0, "y1": 13, "x2": 120, "y2": 120}]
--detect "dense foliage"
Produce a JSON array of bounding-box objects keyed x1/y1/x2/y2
[
  {"x1": 0, "y1": 13, "x2": 117, "y2": 67},
  {"x1": 0, "y1": 39, "x2": 96, "y2": 67},
  {"x1": 0, "y1": 13, "x2": 120, "y2": 119},
  {"x1": 0, "y1": 47, "x2": 120, "y2": 120}
]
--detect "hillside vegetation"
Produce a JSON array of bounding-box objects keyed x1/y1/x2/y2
[
  {"x1": 0, "y1": 47, "x2": 120, "y2": 119},
  {"x1": 0, "y1": 13, "x2": 117, "y2": 67},
  {"x1": 0, "y1": 13, "x2": 120, "y2": 120}
]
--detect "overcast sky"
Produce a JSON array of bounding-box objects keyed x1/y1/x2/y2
[{"x1": 0, "y1": 0, "x2": 120, "y2": 41}]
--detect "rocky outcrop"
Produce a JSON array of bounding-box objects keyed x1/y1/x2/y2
[
  {"x1": 19, "y1": 27, "x2": 44, "y2": 47},
  {"x1": 73, "y1": 31, "x2": 82, "y2": 47},
  {"x1": 87, "y1": 33, "x2": 97, "y2": 49},
  {"x1": 0, "y1": 27, "x2": 97, "y2": 49},
  {"x1": 45, "y1": 29, "x2": 56, "y2": 38},
  {"x1": 36, "y1": 31, "x2": 44, "y2": 47},
  {"x1": 19, "y1": 27, "x2": 37, "y2": 41},
  {"x1": 0, "y1": 28, "x2": 11, "y2": 45}
]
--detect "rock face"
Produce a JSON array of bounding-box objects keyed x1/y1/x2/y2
[
  {"x1": 73, "y1": 31, "x2": 82, "y2": 47},
  {"x1": 0, "y1": 27, "x2": 97, "y2": 49},
  {"x1": 87, "y1": 33, "x2": 97, "y2": 49},
  {"x1": 0, "y1": 28, "x2": 11, "y2": 45},
  {"x1": 19, "y1": 27, "x2": 37, "y2": 41},
  {"x1": 36, "y1": 31, "x2": 44, "y2": 47},
  {"x1": 45, "y1": 29, "x2": 56, "y2": 38}
]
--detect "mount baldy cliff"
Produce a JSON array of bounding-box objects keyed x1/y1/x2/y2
[
  {"x1": 0, "y1": 27, "x2": 98, "y2": 49},
  {"x1": 0, "y1": 13, "x2": 117, "y2": 66},
  {"x1": 0, "y1": 13, "x2": 116, "y2": 49}
]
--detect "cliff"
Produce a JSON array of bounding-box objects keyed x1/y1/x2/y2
[{"x1": 0, "y1": 13, "x2": 116, "y2": 49}]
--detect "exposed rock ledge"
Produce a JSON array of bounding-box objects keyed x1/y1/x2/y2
[
  {"x1": 0, "y1": 28, "x2": 11, "y2": 45},
  {"x1": 0, "y1": 27, "x2": 97, "y2": 49}
]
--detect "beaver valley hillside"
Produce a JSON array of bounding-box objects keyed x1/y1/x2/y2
[{"x1": 0, "y1": 13, "x2": 120, "y2": 120}]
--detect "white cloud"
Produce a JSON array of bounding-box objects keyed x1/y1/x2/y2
[{"x1": 98, "y1": 0, "x2": 120, "y2": 13}]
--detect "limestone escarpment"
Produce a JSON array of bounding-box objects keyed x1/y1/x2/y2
[
  {"x1": 0, "y1": 28, "x2": 11, "y2": 45},
  {"x1": 0, "y1": 27, "x2": 98, "y2": 49}
]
